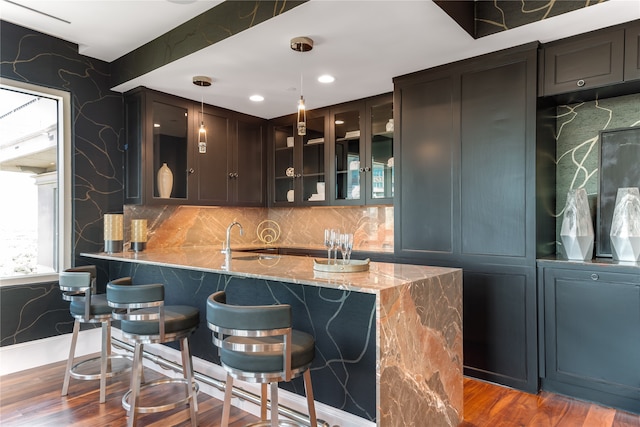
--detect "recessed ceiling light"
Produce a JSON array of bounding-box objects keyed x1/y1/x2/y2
[
  {"x1": 335, "y1": 120, "x2": 344, "y2": 125},
  {"x1": 318, "y1": 74, "x2": 335, "y2": 83},
  {"x1": 250, "y1": 94, "x2": 264, "y2": 102},
  {"x1": 153, "y1": 123, "x2": 160, "y2": 128}
]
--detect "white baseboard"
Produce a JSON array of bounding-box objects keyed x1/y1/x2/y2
[
  {"x1": 0, "y1": 330, "x2": 374, "y2": 427},
  {"x1": 0, "y1": 328, "x2": 102, "y2": 376}
]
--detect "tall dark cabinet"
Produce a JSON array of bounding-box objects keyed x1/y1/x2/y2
[{"x1": 393, "y1": 42, "x2": 555, "y2": 392}]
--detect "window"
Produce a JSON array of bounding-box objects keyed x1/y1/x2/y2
[{"x1": 0, "y1": 80, "x2": 71, "y2": 285}]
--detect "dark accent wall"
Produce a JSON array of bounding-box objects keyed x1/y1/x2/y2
[
  {"x1": 554, "y1": 93, "x2": 640, "y2": 254},
  {"x1": 0, "y1": 21, "x2": 123, "y2": 346},
  {"x1": 437, "y1": 0, "x2": 608, "y2": 39}
]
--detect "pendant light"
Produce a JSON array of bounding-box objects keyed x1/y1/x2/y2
[
  {"x1": 193, "y1": 75, "x2": 212, "y2": 153},
  {"x1": 290, "y1": 37, "x2": 313, "y2": 136}
]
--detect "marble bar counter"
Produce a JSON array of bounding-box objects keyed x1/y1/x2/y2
[{"x1": 82, "y1": 247, "x2": 463, "y2": 426}]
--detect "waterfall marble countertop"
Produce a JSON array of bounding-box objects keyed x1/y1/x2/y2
[
  {"x1": 82, "y1": 246, "x2": 460, "y2": 295},
  {"x1": 82, "y1": 246, "x2": 464, "y2": 426}
]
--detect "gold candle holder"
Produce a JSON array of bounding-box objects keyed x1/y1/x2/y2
[
  {"x1": 104, "y1": 213, "x2": 123, "y2": 253},
  {"x1": 130, "y1": 219, "x2": 147, "y2": 252}
]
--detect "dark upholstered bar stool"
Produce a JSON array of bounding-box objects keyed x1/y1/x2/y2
[
  {"x1": 59, "y1": 265, "x2": 131, "y2": 403},
  {"x1": 106, "y1": 277, "x2": 199, "y2": 427},
  {"x1": 207, "y1": 291, "x2": 317, "y2": 427}
]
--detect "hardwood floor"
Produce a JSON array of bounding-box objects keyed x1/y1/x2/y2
[{"x1": 1, "y1": 358, "x2": 638, "y2": 426}]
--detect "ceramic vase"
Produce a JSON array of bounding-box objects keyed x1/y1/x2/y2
[
  {"x1": 157, "y1": 163, "x2": 173, "y2": 198},
  {"x1": 610, "y1": 187, "x2": 640, "y2": 262},
  {"x1": 560, "y1": 188, "x2": 594, "y2": 260}
]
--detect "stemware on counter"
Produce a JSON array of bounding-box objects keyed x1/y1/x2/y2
[{"x1": 324, "y1": 229, "x2": 354, "y2": 265}]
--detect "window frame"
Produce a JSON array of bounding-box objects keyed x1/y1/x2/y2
[{"x1": 0, "y1": 79, "x2": 72, "y2": 286}]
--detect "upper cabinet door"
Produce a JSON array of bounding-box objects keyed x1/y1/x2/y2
[
  {"x1": 270, "y1": 111, "x2": 329, "y2": 206},
  {"x1": 332, "y1": 103, "x2": 364, "y2": 204},
  {"x1": 272, "y1": 117, "x2": 297, "y2": 205},
  {"x1": 234, "y1": 119, "x2": 265, "y2": 206},
  {"x1": 150, "y1": 97, "x2": 190, "y2": 203},
  {"x1": 542, "y1": 27, "x2": 625, "y2": 96},
  {"x1": 624, "y1": 20, "x2": 640, "y2": 82},
  {"x1": 329, "y1": 93, "x2": 394, "y2": 206},
  {"x1": 366, "y1": 96, "x2": 394, "y2": 204},
  {"x1": 190, "y1": 107, "x2": 231, "y2": 205},
  {"x1": 300, "y1": 111, "x2": 328, "y2": 205}
]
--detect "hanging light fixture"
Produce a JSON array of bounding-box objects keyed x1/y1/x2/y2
[
  {"x1": 290, "y1": 36, "x2": 313, "y2": 136},
  {"x1": 193, "y1": 75, "x2": 212, "y2": 153}
]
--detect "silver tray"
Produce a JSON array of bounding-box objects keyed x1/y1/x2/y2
[{"x1": 313, "y1": 258, "x2": 370, "y2": 273}]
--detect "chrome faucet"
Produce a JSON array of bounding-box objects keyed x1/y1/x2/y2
[{"x1": 222, "y1": 221, "x2": 243, "y2": 256}]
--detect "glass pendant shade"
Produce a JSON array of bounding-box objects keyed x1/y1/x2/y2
[
  {"x1": 198, "y1": 121, "x2": 207, "y2": 153},
  {"x1": 297, "y1": 96, "x2": 306, "y2": 135},
  {"x1": 610, "y1": 187, "x2": 640, "y2": 262},
  {"x1": 560, "y1": 188, "x2": 594, "y2": 260}
]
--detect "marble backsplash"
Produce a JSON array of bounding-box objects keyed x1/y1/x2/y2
[{"x1": 124, "y1": 205, "x2": 394, "y2": 253}]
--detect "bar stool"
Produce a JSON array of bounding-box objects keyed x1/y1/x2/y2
[
  {"x1": 106, "y1": 278, "x2": 199, "y2": 427},
  {"x1": 207, "y1": 291, "x2": 317, "y2": 427},
  {"x1": 59, "y1": 265, "x2": 131, "y2": 403}
]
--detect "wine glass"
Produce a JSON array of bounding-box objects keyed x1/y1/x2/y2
[
  {"x1": 331, "y1": 229, "x2": 341, "y2": 264},
  {"x1": 342, "y1": 233, "x2": 354, "y2": 264},
  {"x1": 324, "y1": 228, "x2": 340, "y2": 264},
  {"x1": 324, "y1": 229, "x2": 332, "y2": 262}
]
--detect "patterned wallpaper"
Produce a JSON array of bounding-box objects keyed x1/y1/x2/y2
[
  {"x1": 1, "y1": 21, "x2": 123, "y2": 345},
  {"x1": 555, "y1": 93, "x2": 640, "y2": 255},
  {"x1": 475, "y1": 0, "x2": 607, "y2": 37}
]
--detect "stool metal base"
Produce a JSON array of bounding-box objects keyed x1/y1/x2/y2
[
  {"x1": 70, "y1": 354, "x2": 131, "y2": 381},
  {"x1": 247, "y1": 421, "x2": 305, "y2": 427},
  {"x1": 122, "y1": 377, "x2": 199, "y2": 414}
]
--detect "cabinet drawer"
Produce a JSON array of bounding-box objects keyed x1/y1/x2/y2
[
  {"x1": 546, "y1": 268, "x2": 640, "y2": 285},
  {"x1": 543, "y1": 28, "x2": 625, "y2": 96}
]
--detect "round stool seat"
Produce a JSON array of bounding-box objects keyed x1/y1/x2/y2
[
  {"x1": 221, "y1": 330, "x2": 315, "y2": 373},
  {"x1": 69, "y1": 294, "x2": 113, "y2": 318},
  {"x1": 120, "y1": 305, "x2": 199, "y2": 336}
]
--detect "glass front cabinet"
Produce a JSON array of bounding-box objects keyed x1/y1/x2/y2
[
  {"x1": 271, "y1": 109, "x2": 329, "y2": 206},
  {"x1": 270, "y1": 93, "x2": 393, "y2": 206},
  {"x1": 331, "y1": 93, "x2": 394, "y2": 205},
  {"x1": 124, "y1": 87, "x2": 265, "y2": 206}
]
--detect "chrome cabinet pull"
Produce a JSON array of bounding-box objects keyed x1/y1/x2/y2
[
  {"x1": 590, "y1": 273, "x2": 599, "y2": 281},
  {"x1": 577, "y1": 79, "x2": 585, "y2": 87}
]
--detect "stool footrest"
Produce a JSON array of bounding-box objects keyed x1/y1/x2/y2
[
  {"x1": 70, "y1": 355, "x2": 131, "y2": 381},
  {"x1": 246, "y1": 421, "x2": 306, "y2": 427},
  {"x1": 122, "y1": 378, "x2": 199, "y2": 414}
]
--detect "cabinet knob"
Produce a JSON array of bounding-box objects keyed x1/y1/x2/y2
[
  {"x1": 296, "y1": 174, "x2": 302, "y2": 178},
  {"x1": 188, "y1": 168, "x2": 195, "y2": 174},
  {"x1": 590, "y1": 273, "x2": 599, "y2": 281},
  {"x1": 359, "y1": 168, "x2": 365, "y2": 173},
  {"x1": 234, "y1": 172, "x2": 239, "y2": 178},
  {"x1": 577, "y1": 79, "x2": 585, "y2": 87},
  {"x1": 365, "y1": 166, "x2": 371, "y2": 172},
  {"x1": 228, "y1": 173, "x2": 234, "y2": 178}
]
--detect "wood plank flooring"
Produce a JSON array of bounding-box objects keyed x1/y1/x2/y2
[{"x1": 1, "y1": 357, "x2": 639, "y2": 426}]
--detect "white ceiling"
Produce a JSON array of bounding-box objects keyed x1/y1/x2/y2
[{"x1": 2, "y1": 0, "x2": 640, "y2": 119}]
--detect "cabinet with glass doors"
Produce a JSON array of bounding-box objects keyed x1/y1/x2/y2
[
  {"x1": 330, "y1": 93, "x2": 394, "y2": 205},
  {"x1": 271, "y1": 109, "x2": 329, "y2": 206}
]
